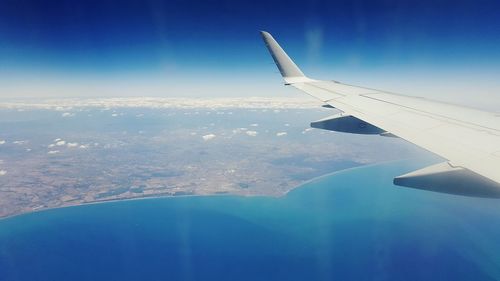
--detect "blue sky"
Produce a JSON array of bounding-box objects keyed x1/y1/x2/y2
[{"x1": 1, "y1": 0, "x2": 500, "y2": 107}]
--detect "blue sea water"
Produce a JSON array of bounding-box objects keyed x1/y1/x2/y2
[{"x1": 1, "y1": 161, "x2": 500, "y2": 281}]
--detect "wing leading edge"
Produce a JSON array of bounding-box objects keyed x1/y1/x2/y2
[{"x1": 260, "y1": 31, "x2": 500, "y2": 197}]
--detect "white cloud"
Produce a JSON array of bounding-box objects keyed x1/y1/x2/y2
[
  {"x1": 111, "y1": 113, "x2": 118, "y2": 117},
  {"x1": 48, "y1": 144, "x2": 56, "y2": 148},
  {"x1": 61, "y1": 112, "x2": 74, "y2": 117},
  {"x1": 246, "y1": 130, "x2": 258, "y2": 137},
  {"x1": 302, "y1": 128, "x2": 314, "y2": 134},
  {"x1": 232, "y1": 128, "x2": 249, "y2": 134},
  {"x1": 79, "y1": 145, "x2": 88, "y2": 149},
  {"x1": 55, "y1": 106, "x2": 72, "y2": 111},
  {"x1": 0, "y1": 170, "x2": 6, "y2": 176},
  {"x1": 202, "y1": 134, "x2": 216, "y2": 141},
  {"x1": 56, "y1": 140, "x2": 66, "y2": 146},
  {"x1": 67, "y1": 142, "x2": 79, "y2": 148},
  {"x1": 250, "y1": 123, "x2": 259, "y2": 127},
  {"x1": 13, "y1": 140, "x2": 27, "y2": 145},
  {"x1": 54, "y1": 138, "x2": 61, "y2": 142},
  {"x1": 0, "y1": 140, "x2": 5, "y2": 145},
  {"x1": 48, "y1": 150, "x2": 60, "y2": 154},
  {"x1": 276, "y1": 132, "x2": 288, "y2": 137}
]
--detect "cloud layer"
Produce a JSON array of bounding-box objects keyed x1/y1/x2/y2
[{"x1": 0, "y1": 97, "x2": 321, "y2": 110}]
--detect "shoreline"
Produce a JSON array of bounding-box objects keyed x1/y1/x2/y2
[{"x1": 0, "y1": 158, "x2": 424, "y2": 222}]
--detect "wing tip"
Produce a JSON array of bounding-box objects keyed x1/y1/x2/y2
[
  {"x1": 259, "y1": 30, "x2": 307, "y2": 80},
  {"x1": 260, "y1": 30, "x2": 271, "y2": 38}
]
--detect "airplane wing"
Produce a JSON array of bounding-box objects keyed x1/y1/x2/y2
[{"x1": 261, "y1": 31, "x2": 500, "y2": 197}]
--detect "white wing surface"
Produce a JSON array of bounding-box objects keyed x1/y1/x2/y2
[{"x1": 261, "y1": 31, "x2": 500, "y2": 197}]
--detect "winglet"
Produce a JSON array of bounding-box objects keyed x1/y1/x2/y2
[{"x1": 260, "y1": 31, "x2": 312, "y2": 84}]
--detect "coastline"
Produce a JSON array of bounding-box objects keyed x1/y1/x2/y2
[
  {"x1": 0, "y1": 158, "x2": 426, "y2": 222},
  {"x1": 282, "y1": 157, "x2": 432, "y2": 195}
]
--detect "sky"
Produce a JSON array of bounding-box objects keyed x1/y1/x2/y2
[{"x1": 1, "y1": 0, "x2": 500, "y2": 109}]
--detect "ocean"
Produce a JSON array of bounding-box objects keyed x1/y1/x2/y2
[{"x1": 1, "y1": 161, "x2": 499, "y2": 281}]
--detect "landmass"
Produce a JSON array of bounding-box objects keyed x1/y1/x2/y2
[{"x1": 0, "y1": 98, "x2": 420, "y2": 218}]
